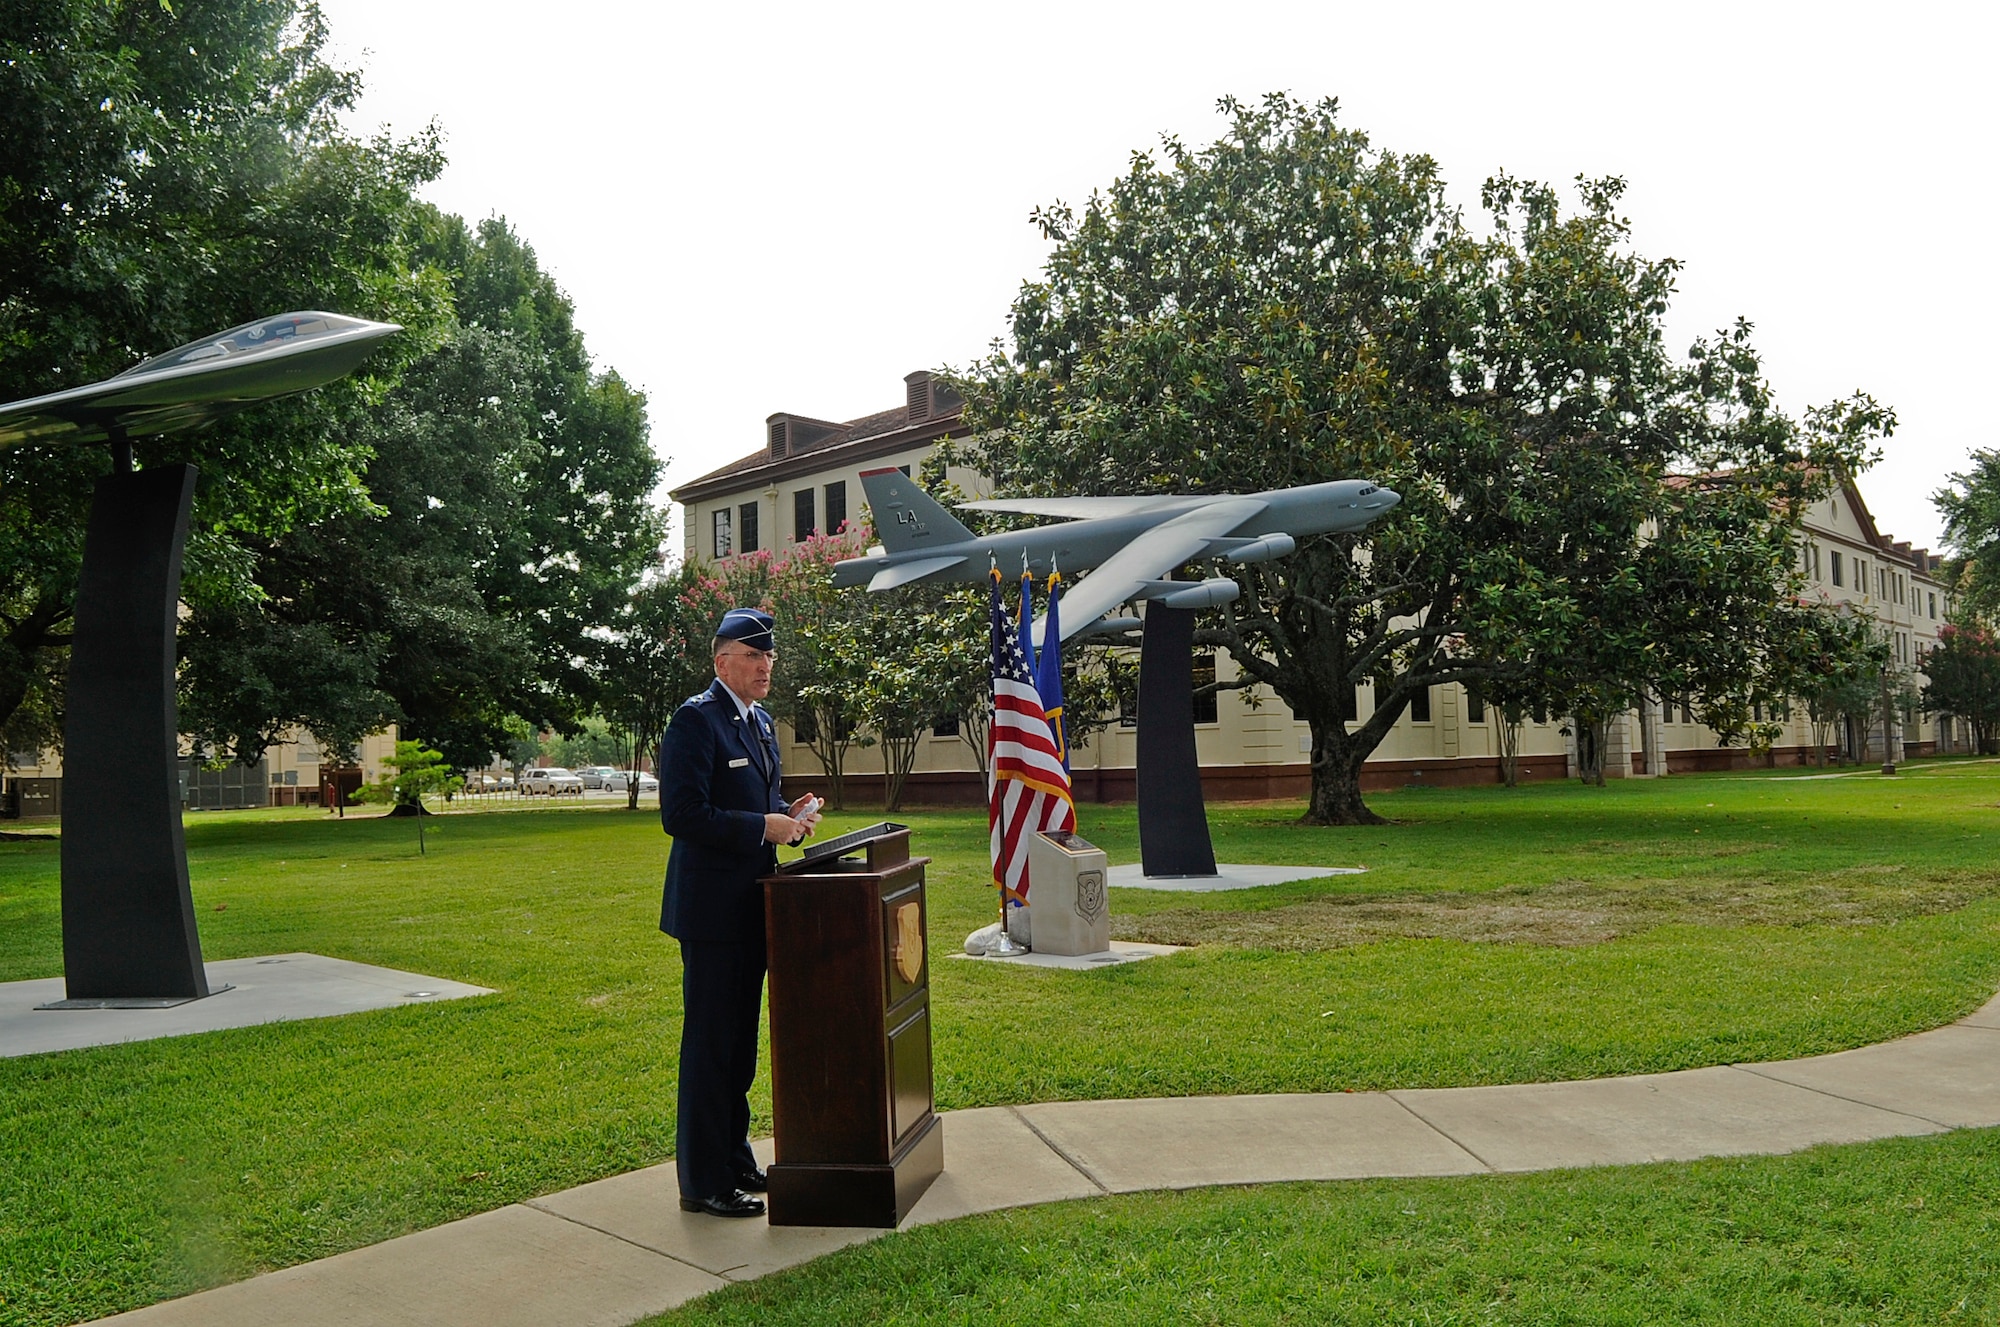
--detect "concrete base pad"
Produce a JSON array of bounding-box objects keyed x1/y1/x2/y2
[
  {"x1": 948, "y1": 941, "x2": 1183, "y2": 970},
  {"x1": 1108, "y1": 863, "x2": 1363, "y2": 892},
  {"x1": 1, "y1": 953, "x2": 494, "y2": 1058}
]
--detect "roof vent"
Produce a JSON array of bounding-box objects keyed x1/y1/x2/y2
[
  {"x1": 768, "y1": 417, "x2": 788, "y2": 459},
  {"x1": 905, "y1": 371, "x2": 932, "y2": 423}
]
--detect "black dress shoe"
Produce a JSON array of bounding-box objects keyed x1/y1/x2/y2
[
  {"x1": 734, "y1": 1166, "x2": 768, "y2": 1193},
  {"x1": 679, "y1": 1189, "x2": 765, "y2": 1218}
]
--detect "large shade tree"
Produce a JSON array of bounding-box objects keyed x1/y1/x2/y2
[
  {"x1": 177, "y1": 215, "x2": 664, "y2": 769},
  {"x1": 950, "y1": 94, "x2": 1883, "y2": 822},
  {"x1": 1936, "y1": 449, "x2": 2000, "y2": 622},
  {"x1": 0, "y1": 0, "x2": 450, "y2": 758}
]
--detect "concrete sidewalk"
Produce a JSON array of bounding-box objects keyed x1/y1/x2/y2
[{"x1": 94, "y1": 992, "x2": 2000, "y2": 1327}]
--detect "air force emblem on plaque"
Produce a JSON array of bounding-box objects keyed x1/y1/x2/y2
[
  {"x1": 1075, "y1": 869, "x2": 1106, "y2": 924},
  {"x1": 893, "y1": 901, "x2": 924, "y2": 983}
]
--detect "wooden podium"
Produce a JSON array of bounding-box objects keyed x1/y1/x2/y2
[{"x1": 762, "y1": 824, "x2": 943, "y2": 1226}]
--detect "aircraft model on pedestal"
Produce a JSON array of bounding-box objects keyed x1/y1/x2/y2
[
  {"x1": 834, "y1": 469, "x2": 1401, "y2": 644},
  {"x1": 0, "y1": 310, "x2": 402, "y2": 1006}
]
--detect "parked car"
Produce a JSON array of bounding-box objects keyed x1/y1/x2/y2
[
  {"x1": 575, "y1": 766, "x2": 619, "y2": 790},
  {"x1": 606, "y1": 770, "x2": 659, "y2": 793},
  {"x1": 520, "y1": 767, "x2": 584, "y2": 795}
]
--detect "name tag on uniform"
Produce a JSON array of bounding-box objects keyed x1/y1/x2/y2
[{"x1": 728, "y1": 757, "x2": 750, "y2": 769}]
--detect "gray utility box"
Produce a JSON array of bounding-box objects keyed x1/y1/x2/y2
[{"x1": 1026, "y1": 830, "x2": 1111, "y2": 956}]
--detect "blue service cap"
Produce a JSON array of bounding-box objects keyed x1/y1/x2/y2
[{"x1": 715, "y1": 607, "x2": 776, "y2": 654}]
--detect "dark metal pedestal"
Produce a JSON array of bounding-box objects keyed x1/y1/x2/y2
[
  {"x1": 48, "y1": 464, "x2": 226, "y2": 1006},
  {"x1": 1136, "y1": 605, "x2": 1218, "y2": 877}
]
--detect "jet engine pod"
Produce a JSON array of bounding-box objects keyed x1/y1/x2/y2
[
  {"x1": 1150, "y1": 577, "x2": 1241, "y2": 610},
  {"x1": 1222, "y1": 533, "x2": 1297, "y2": 564}
]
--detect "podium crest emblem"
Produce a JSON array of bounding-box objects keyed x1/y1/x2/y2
[
  {"x1": 1075, "y1": 869, "x2": 1106, "y2": 924},
  {"x1": 893, "y1": 901, "x2": 923, "y2": 983}
]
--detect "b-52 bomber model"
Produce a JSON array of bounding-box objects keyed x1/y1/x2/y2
[{"x1": 833, "y1": 469, "x2": 1401, "y2": 645}]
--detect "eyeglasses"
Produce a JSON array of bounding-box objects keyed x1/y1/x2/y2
[{"x1": 721, "y1": 648, "x2": 778, "y2": 663}]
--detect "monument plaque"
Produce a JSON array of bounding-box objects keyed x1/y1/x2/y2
[{"x1": 1026, "y1": 830, "x2": 1112, "y2": 956}]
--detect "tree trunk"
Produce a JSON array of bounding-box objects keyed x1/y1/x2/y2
[
  {"x1": 1499, "y1": 715, "x2": 1522, "y2": 787},
  {"x1": 955, "y1": 708, "x2": 991, "y2": 781},
  {"x1": 0, "y1": 602, "x2": 69, "y2": 739},
  {"x1": 1574, "y1": 715, "x2": 1608, "y2": 787},
  {"x1": 881, "y1": 732, "x2": 919, "y2": 812},
  {"x1": 1298, "y1": 718, "x2": 1386, "y2": 826},
  {"x1": 803, "y1": 708, "x2": 849, "y2": 810}
]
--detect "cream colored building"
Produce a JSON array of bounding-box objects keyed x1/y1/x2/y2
[
  {"x1": 4, "y1": 727, "x2": 400, "y2": 818},
  {"x1": 692, "y1": 375, "x2": 1954, "y2": 800}
]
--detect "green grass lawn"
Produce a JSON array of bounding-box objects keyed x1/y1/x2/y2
[
  {"x1": 1, "y1": 762, "x2": 1997, "y2": 1325},
  {"x1": 649, "y1": 1129, "x2": 2000, "y2": 1325}
]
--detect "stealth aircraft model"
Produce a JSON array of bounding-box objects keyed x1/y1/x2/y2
[
  {"x1": 833, "y1": 469, "x2": 1401, "y2": 644},
  {"x1": 0, "y1": 311, "x2": 402, "y2": 450}
]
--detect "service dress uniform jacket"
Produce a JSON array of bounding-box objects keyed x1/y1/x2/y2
[
  {"x1": 658, "y1": 680, "x2": 790, "y2": 1200},
  {"x1": 659, "y1": 680, "x2": 788, "y2": 942}
]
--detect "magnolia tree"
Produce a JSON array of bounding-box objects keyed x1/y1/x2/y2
[{"x1": 947, "y1": 94, "x2": 1888, "y2": 820}]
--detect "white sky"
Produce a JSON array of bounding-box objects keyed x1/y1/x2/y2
[{"x1": 318, "y1": 0, "x2": 1996, "y2": 552}]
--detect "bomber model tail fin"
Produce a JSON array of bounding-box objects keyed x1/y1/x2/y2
[{"x1": 858, "y1": 468, "x2": 976, "y2": 554}]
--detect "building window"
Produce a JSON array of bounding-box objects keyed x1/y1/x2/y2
[
  {"x1": 1930, "y1": 591, "x2": 1938, "y2": 618},
  {"x1": 931, "y1": 714, "x2": 959, "y2": 738},
  {"x1": 1830, "y1": 551, "x2": 1842, "y2": 587},
  {"x1": 1410, "y1": 685, "x2": 1432, "y2": 723},
  {"x1": 825, "y1": 481, "x2": 848, "y2": 535},
  {"x1": 712, "y1": 508, "x2": 731, "y2": 558},
  {"x1": 1191, "y1": 654, "x2": 1218, "y2": 724},
  {"x1": 1344, "y1": 685, "x2": 1359, "y2": 723},
  {"x1": 738, "y1": 502, "x2": 760, "y2": 554},
  {"x1": 793, "y1": 489, "x2": 815, "y2": 542},
  {"x1": 1465, "y1": 688, "x2": 1485, "y2": 723},
  {"x1": 898, "y1": 464, "x2": 912, "y2": 477}
]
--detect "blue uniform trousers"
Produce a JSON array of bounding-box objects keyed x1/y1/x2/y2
[{"x1": 675, "y1": 937, "x2": 766, "y2": 1199}]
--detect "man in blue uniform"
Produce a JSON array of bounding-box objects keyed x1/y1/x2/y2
[{"x1": 659, "y1": 607, "x2": 821, "y2": 1218}]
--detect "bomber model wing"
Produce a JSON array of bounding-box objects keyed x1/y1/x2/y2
[{"x1": 1034, "y1": 497, "x2": 1267, "y2": 646}]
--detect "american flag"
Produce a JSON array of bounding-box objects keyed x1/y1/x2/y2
[{"x1": 989, "y1": 570, "x2": 1075, "y2": 903}]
